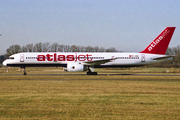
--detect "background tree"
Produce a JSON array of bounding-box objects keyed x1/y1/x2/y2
[
  {"x1": 166, "y1": 48, "x2": 174, "y2": 55},
  {"x1": 98, "y1": 47, "x2": 106, "y2": 52},
  {"x1": 71, "y1": 45, "x2": 78, "y2": 52},
  {"x1": 26, "y1": 44, "x2": 34, "y2": 52},
  {"x1": 6, "y1": 45, "x2": 21, "y2": 56},
  {"x1": 0, "y1": 55, "x2": 8, "y2": 64},
  {"x1": 21, "y1": 45, "x2": 28, "y2": 52},
  {"x1": 93, "y1": 46, "x2": 99, "y2": 52},
  {"x1": 63, "y1": 45, "x2": 71, "y2": 52},
  {"x1": 57, "y1": 44, "x2": 65, "y2": 52},
  {"x1": 50, "y1": 42, "x2": 59, "y2": 52},
  {"x1": 78, "y1": 46, "x2": 86, "y2": 52},
  {"x1": 105, "y1": 47, "x2": 117, "y2": 52},
  {"x1": 33, "y1": 42, "x2": 42, "y2": 52},
  {"x1": 21, "y1": 44, "x2": 34, "y2": 52},
  {"x1": 85, "y1": 46, "x2": 94, "y2": 52},
  {"x1": 42, "y1": 42, "x2": 51, "y2": 52}
]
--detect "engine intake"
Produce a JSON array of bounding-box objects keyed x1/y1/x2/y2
[{"x1": 64, "y1": 63, "x2": 88, "y2": 72}]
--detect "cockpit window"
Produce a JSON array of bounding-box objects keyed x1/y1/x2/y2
[{"x1": 8, "y1": 57, "x2": 14, "y2": 60}]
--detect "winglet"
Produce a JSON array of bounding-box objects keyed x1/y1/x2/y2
[{"x1": 140, "y1": 27, "x2": 176, "y2": 55}]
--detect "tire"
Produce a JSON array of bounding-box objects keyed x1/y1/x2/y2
[{"x1": 87, "y1": 72, "x2": 97, "y2": 75}]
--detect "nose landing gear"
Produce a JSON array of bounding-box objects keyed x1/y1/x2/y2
[{"x1": 22, "y1": 67, "x2": 27, "y2": 75}]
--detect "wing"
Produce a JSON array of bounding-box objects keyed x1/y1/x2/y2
[{"x1": 84, "y1": 58, "x2": 116, "y2": 65}]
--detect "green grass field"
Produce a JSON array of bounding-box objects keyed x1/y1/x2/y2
[{"x1": 0, "y1": 67, "x2": 180, "y2": 119}]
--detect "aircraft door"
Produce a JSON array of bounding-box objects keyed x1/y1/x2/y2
[
  {"x1": 141, "y1": 54, "x2": 145, "y2": 62},
  {"x1": 20, "y1": 54, "x2": 24, "y2": 62}
]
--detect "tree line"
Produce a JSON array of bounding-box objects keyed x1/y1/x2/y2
[
  {"x1": 165, "y1": 45, "x2": 180, "y2": 67},
  {"x1": 6, "y1": 42, "x2": 118, "y2": 56}
]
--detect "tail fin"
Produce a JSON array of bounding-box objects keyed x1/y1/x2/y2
[{"x1": 140, "y1": 27, "x2": 176, "y2": 55}]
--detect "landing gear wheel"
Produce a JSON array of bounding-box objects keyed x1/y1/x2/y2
[
  {"x1": 87, "y1": 72, "x2": 91, "y2": 75},
  {"x1": 87, "y1": 66, "x2": 97, "y2": 75},
  {"x1": 22, "y1": 67, "x2": 27, "y2": 75},
  {"x1": 87, "y1": 72, "x2": 97, "y2": 75}
]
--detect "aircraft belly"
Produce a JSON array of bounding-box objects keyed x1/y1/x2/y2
[{"x1": 6, "y1": 62, "x2": 67, "y2": 67}]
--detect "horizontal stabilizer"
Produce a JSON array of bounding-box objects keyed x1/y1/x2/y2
[{"x1": 151, "y1": 56, "x2": 174, "y2": 60}]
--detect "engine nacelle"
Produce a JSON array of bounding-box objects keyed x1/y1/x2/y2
[{"x1": 64, "y1": 62, "x2": 88, "y2": 72}]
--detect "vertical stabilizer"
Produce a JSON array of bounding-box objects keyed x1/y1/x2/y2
[{"x1": 140, "y1": 27, "x2": 175, "y2": 54}]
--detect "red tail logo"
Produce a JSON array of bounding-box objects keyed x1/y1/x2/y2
[{"x1": 140, "y1": 27, "x2": 175, "y2": 54}]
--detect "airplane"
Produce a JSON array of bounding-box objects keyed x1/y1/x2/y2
[{"x1": 3, "y1": 27, "x2": 176, "y2": 75}]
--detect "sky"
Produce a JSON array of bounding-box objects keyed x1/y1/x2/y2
[{"x1": 0, "y1": 0, "x2": 180, "y2": 55}]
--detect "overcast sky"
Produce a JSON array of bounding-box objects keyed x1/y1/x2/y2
[{"x1": 0, "y1": 0, "x2": 180, "y2": 55}]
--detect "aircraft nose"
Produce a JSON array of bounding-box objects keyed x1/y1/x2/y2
[{"x1": 2, "y1": 60, "x2": 7, "y2": 66}]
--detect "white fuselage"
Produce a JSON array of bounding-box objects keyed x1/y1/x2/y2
[{"x1": 3, "y1": 52, "x2": 172, "y2": 68}]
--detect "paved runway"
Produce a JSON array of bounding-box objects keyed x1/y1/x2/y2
[{"x1": 1, "y1": 73, "x2": 180, "y2": 76}]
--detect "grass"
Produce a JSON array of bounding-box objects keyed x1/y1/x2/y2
[
  {"x1": 2, "y1": 66, "x2": 180, "y2": 75},
  {"x1": 0, "y1": 67, "x2": 180, "y2": 119}
]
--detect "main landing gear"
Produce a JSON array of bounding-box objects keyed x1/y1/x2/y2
[
  {"x1": 22, "y1": 67, "x2": 27, "y2": 75},
  {"x1": 87, "y1": 67, "x2": 97, "y2": 75}
]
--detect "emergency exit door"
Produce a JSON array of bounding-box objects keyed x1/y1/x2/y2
[
  {"x1": 20, "y1": 54, "x2": 24, "y2": 62},
  {"x1": 141, "y1": 54, "x2": 145, "y2": 62}
]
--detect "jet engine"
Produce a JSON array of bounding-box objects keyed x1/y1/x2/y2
[{"x1": 64, "y1": 62, "x2": 88, "y2": 72}]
